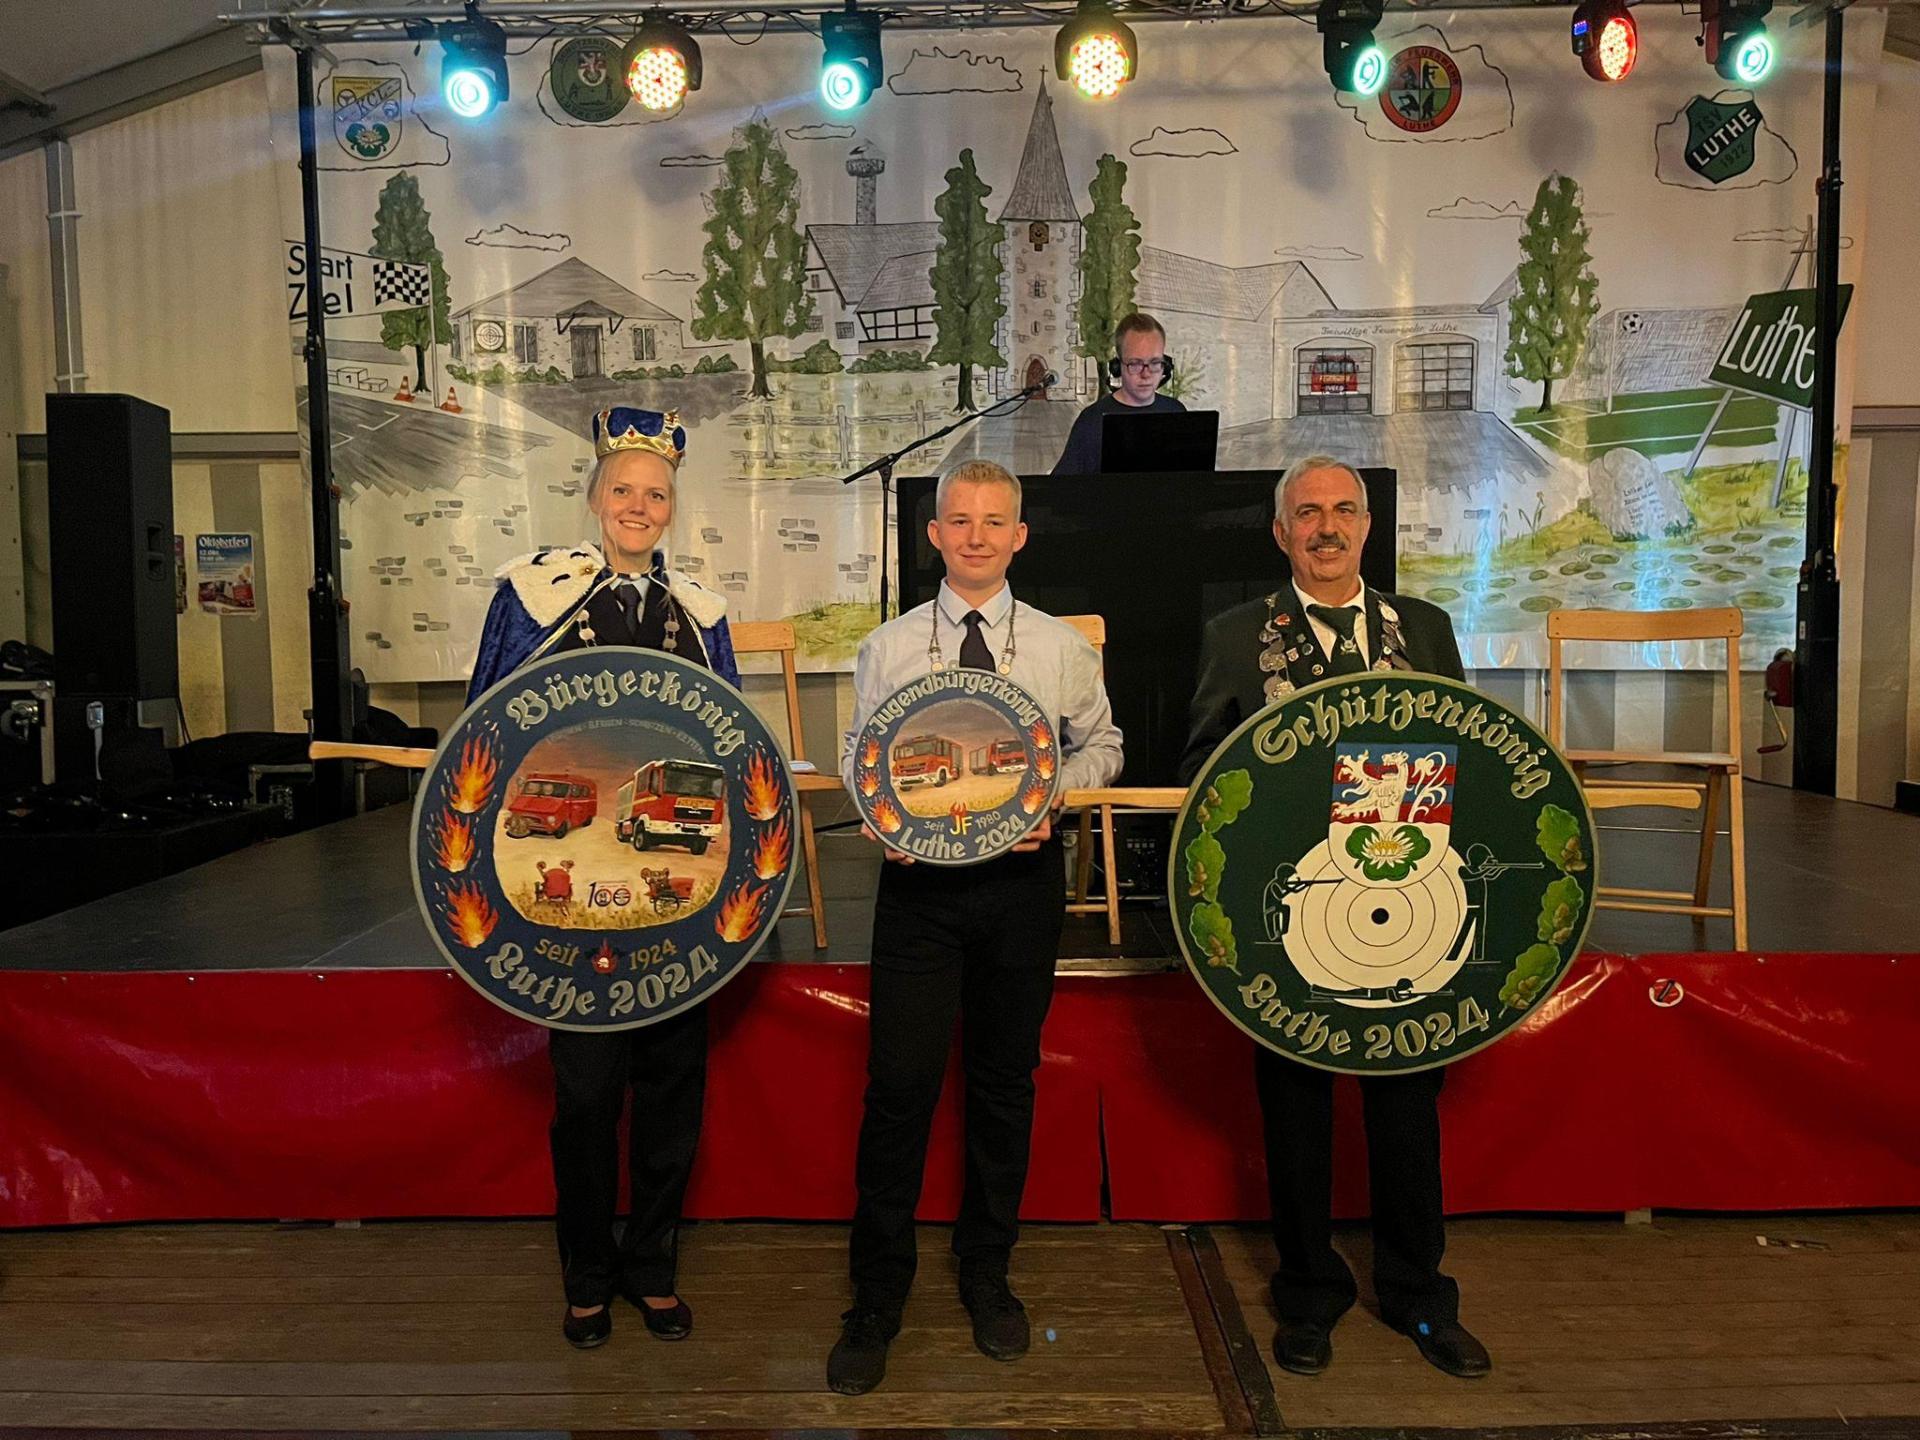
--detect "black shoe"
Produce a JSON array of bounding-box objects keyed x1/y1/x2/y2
[
  {"x1": 827, "y1": 1306, "x2": 898, "y2": 1395},
  {"x1": 1393, "y1": 1318, "x2": 1491, "y2": 1378},
  {"x1": 1271, "y1": 1319, "x2": 1333, "y2": 1376},
  {"x1": 636, "y1": 1295, "x2": 693, "y2": 1341},
  {"x1": 959, "y1": 1272, "x2": 1030, "y2": 1361},
  {"x1": 562, "y1": 1304, "x2": 612, "y2": 1349}
]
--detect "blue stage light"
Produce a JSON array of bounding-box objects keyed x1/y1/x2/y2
[
  {"x1": 440, "y1": 5, "x2": 509, "y2": 118},
  {"x1": 819, "y1": 8, "x2": 881, "y2": 112}
]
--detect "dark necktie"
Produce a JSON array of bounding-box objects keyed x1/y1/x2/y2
[
  {"x1": 615, "y1": 581, "x2": 643, "y2": 642},
  {"x1": 1307, "y1": 603, "x2": 1367, "y2": 676},
  {"x1": 959, "y1": 610, "x2": 995, "y2": 671}
]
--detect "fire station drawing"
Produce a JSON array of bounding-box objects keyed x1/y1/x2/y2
[{"x1": 851, "y1": 669, "x2": 1058, "y2": 865}]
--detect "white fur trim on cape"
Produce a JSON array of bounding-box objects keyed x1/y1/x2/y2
[
  {"x1": 497, "y1": 546, "x2": 602, "y2": 628},
  {"x1": 663, "y1": 568, "x2": 728, "y2": 629},
  {"x1": 496, "y1": 545, "x2": 728, "y2": 630}
]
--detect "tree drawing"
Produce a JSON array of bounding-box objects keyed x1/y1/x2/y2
[
  {"x1": 370, "y1": 172, "x2": 452, "y2": 393},
  {"x1": 1504, "y1": 173, "x2": 1599, "y2": 416},
  {"x1": 927, "y1": 149, "x2": 1007, "y2": 413},
  {"x1": 691, "y1": 117, "x2": 814, "y2": 399},
  {"x1": 1074, "y1": 154, "x2": 1141, "y2": 373}
]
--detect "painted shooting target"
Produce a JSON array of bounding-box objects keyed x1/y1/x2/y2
[{"x1": 1172, "y1": 673, "x2": 1596, "y2": 1074}]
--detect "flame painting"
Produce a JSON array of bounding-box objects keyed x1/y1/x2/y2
[
  {"x1": 870, "y1": 797, "x2": 903, "y2": 834},
  {"x1": 857, "y1": 768, "x2": 880, "y2": 798},
  {"x1": 432, "y1": 811, "x2": 476, "y2": 873},
  {"x1": 442, "y1": 882, "x2": 499, "y2": 948},
  {"x1": 948, "y1": 802, "x2": 971, "y2": 834},
  {"x1": 743, "y1": 749, "x2": 784, "y2": 821},
  {"x1": 752, "y1": 813, "x2": 793, "y2": 879},
  {"x1": 861, "y1": 737, "x2": 881, "y2": 768},
  {"x1": 1021, "y1": 780, "x2": 1050, "y2": 815},
  {"x1": 446, "y1": 737, "x2": 500, "y2": 815},
  {"x1": 1029, "y1": 721, "x2": 1054, "y2": 751},
  {"x1": 1035, "y1": 750, "x2": 1056, "y2": 781},
  {"x1": 591, "y1": 940, "x2": 618, "y2": 974},
  {"x1": 714, "y1": 880, "x2": 772, "y2": 942}
]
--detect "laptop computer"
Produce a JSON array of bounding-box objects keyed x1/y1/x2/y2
[{"x1": 1099, "y1": 409, "x2": 1220, "y2": 473}]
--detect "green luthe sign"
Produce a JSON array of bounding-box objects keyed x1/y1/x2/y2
[{"x1": 1709, "y1": 286, "x2": 1854, "y2": 412}]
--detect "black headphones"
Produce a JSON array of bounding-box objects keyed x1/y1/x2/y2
[{"x1": 1108, "y1": 351, "x2": 1175, "y2": 387}]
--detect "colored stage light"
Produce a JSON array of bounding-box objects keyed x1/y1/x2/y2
[
  {"x1": 1704, "y1": 0, "x2": 1775, "y2": 85},
  {"x1": 1728, "y1": 28, "x2": 1774, "y2": 83},
  {"x1": 1054, "y1": 0, "x2": 1137, "y2": 100},
  {"x1": 819, "y1": 8, "x2": 882, "y2": 112},
  {"x1": 1572, "y1": 1, "x2": 1638, "y2": 83},
  {"x1": 440, "y1": 4, "x2": 509, "y2": 118},
  {"x1": 1317, "y1": 0, "x2": 1385, "y2": 94},
  {"x1": 625, "y1": 15, "x2": 703, "y2": 112}
]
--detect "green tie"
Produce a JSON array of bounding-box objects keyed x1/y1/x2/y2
[{"x1": 1307, "y1": 603, "x2": 1367, "y2": 676}]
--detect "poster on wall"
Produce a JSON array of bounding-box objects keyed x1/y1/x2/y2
[
  {"x1": 262, "y1": 11, "x2": 1878, "y2": 680},
  {"x1": 196, "y1": 533, "x2": 257, "y2": 617}
]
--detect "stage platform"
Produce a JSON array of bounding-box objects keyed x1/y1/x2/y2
[
  {"x1": 3, "y1": 782, "x2": 1918, "y2": 1230},
  {"x1": 2, "y1": 1214, "x2": 1917, "y2": 1435},
  {"x1": 4, "y1": 779, "x2": 1917, "y2": 972}
]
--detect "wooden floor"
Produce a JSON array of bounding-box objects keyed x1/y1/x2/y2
[
  {"x1": 1211, "y1": 1214, "x2": 1920, "y2": 1434},
  {"x1": 2, "y1": 1214, "x2": 1918, "y2": 1436}
]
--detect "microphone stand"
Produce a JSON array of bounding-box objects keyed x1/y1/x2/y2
[{"x1": 838, "y1": 382, "x2": 1045, "y2": 622}]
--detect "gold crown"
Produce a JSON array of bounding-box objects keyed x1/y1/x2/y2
[{"x1": 594, "y1": 408, "x2": 686, "y2": 467}]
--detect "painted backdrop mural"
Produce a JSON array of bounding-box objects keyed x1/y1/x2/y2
[{"x1": 263, "y1": 12, "x2": 1878, "y2": 678}]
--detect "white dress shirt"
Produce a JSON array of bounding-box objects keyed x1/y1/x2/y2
[
  {"x1": 1294, "y1": 579, "x2": 1370, "y2": 669},
  {"x1": 842, "y1": 580, "x2": 1125, "y2": 794}
]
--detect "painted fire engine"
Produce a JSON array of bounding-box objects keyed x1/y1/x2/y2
[{"x1": 614, "y1": 759, "x2": 726, "y2": 855}]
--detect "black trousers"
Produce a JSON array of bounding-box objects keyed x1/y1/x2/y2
[
  {"x1": 549, "y1": 1004, "x2": 709, "y2": 1308},
  {"x1": 1254, "y1": 1047, "x2": 1458, "y2": 1329},
  {"x1": 849, "y1": 840, "x2": 1065, "y2": 1321}
]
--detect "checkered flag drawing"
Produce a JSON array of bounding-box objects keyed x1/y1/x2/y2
[{"x1": 372, "y1": 258, "x2": 432, "y2": 310}]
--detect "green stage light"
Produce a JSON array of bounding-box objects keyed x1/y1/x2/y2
[
  {"x1": 820, "y1": 8, "x2": 881, "y2": 111},
  {"x1": 1318, "y1": 0, "x2": 1386, "y2": 95},
  {"x1": 1704, "y1": 0, "x2": 1775, "y2": 85}
]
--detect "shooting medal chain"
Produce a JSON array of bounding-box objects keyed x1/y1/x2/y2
[
  {"x1": 1258, "y1": 589, "x2": 1409, "y2": 702},
  {"x1": 927, "y1": 597, "x2": 1018, "y2": 676}
]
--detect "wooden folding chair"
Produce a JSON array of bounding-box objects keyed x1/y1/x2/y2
[
  {"x1": 1054, "y1": 614, "x2": 1186, "y2": 945},
  {"x1": 729, "y1": 620, "x2": 838, "y2": 950},
  {"x1": 1547, "y1": 607, "x2": 1748, "y2": 949}
]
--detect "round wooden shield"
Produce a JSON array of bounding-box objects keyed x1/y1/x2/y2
[
  {"x1": 412, "y1": 646, "x2": 798, "y2": 1030},
  {"x1": 850, "y1": 669, "x2": 1059, "y2": 865},
  {"x1": 1171, "y1": 673, "x2": 1597, "y2": 1074}
]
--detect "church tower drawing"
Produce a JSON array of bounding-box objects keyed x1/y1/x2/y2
[{"x1": 991, "y1": 81, "x2": 1085, "y2": 402}]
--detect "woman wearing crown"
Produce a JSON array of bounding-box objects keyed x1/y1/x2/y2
[{"x1": 469, "y1": 407, "x2": 736, "y2": 1350}]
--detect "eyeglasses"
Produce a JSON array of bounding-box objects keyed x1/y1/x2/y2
[{"x1": 1120, "y1": 357, "x2": 1168, "y2": 376}]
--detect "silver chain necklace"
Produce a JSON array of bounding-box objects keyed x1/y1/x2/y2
[{"x1": 927, "y1": 594, "x2": 1018, "y2": 676}]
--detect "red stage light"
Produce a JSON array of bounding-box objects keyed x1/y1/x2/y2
[{"x1": 1573, "y1": 2, "x2": 1638, "y2": 83}]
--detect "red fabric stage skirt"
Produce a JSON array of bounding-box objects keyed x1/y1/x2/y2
[{"x1": 2, "y1": 952, "x2": 1914, "y2": 1229}]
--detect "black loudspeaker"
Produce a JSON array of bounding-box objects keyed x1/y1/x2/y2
[{"x1": 48, "y1": 393, "x2": 179, "y2": 701}]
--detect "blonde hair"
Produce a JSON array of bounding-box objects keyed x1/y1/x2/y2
[{"x1": 935, "y1": 458, "x2": 1023, "y2": 518}]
